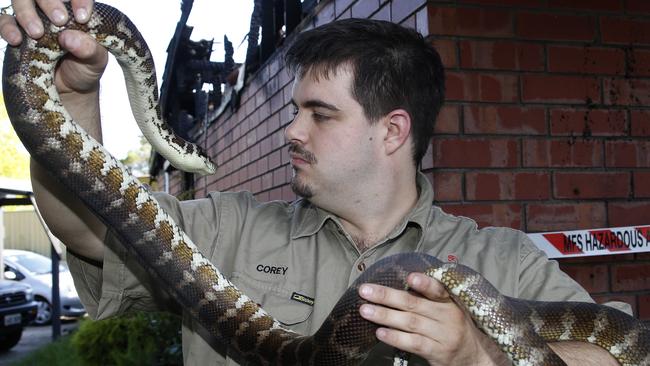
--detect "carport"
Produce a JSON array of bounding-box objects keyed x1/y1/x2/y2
[{"x1": 0, "y1": 178, "x2": 64, "y2": 340}]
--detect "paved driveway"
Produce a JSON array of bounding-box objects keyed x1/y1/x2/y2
[{"x1": 0, "y1": 321, "x2": 79, "y2": 365}]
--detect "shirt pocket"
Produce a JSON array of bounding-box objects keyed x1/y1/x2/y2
[{"x1": 230, "y1": 271, "x2": 313, "y2": 326}]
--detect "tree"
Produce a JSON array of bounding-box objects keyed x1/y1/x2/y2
[
  {"x1": 0, "y1": 92, "x2": 151, "y2": 180},
  {"x1": 0, "y1": 93, "x2": 30, "y2": 180},
  {"x1": 120, "y1": 135, "x2": 152, "y2": 178}
]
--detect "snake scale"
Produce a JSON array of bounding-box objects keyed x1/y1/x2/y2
[{"x1": 3, "y1": 3, "x2": 649, "y2": 365}]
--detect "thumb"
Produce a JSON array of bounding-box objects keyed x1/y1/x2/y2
[{"x1": 407, "y1": 273, "x2": 452, "y2": 302}]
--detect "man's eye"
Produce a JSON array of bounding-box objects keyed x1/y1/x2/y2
[
  {"x1": 291, "y1": 107, "x2": 299, "y2": 117},
  {"x1": 312, "y1": 113, "x2": 329, "y2": 122}
]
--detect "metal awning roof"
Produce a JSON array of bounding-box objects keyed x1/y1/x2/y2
[{"x1": 0, "y1": 178, "x2": 32, "y2": 206}]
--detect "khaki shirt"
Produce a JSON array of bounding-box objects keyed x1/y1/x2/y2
[{"x1": 68, "y1": 173, "x2": 630, "y2": 365}]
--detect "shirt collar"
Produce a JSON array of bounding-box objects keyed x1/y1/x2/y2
[{"x1": 290, "y1": 172, "x2": 433, "y2": 239}]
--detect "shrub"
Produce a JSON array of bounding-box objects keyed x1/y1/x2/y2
[{"x1": 71, "y1": 312, "x2": 182, "y2": 366}]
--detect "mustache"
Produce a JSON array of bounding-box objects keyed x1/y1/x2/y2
[{"x1": 288, "y1": 142, "x2": 317, "y2": 164}]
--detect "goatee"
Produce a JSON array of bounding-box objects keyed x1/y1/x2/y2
[{"x1": 290, "y1": 171, "x2": 314, "y2": 198}]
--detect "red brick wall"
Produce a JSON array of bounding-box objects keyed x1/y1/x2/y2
[
  {"x1": 426, "y1": 0, "x2": 650, "y2": 320},
  {"x1": 160, "y1": 0, "x2": 650, "y2": 319}
]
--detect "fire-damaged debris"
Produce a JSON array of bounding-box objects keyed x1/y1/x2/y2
[
  {"x1": 152, "y1": 0, "x2": 240, "y2": 178},
  {"x1": 151, "y1": 0, "x2": 319, "y2": 181}
]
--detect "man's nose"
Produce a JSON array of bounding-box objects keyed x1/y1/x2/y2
[{"x1": 284, "y1": 111, "x2": 307, "y2": 143}]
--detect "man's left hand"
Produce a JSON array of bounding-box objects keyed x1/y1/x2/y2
[{"x1": 358, "y1": 273, "x2": 510, "y2": 366}]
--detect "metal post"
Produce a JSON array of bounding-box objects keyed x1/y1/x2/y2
[
  {"x1": 28, "y1": 194, "x2": 62, "y2": 340},
  {"x1": 51, "y1": 246, "x2": 61, "y2": 340}
]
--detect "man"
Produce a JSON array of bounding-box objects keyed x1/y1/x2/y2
[{"x1": 0, "y1": 1, "x2": 627, "y2": 365}]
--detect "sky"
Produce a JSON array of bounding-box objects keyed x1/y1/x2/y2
[{"x1": 0, "y1": 0, "x2": 253, "y2": 159}]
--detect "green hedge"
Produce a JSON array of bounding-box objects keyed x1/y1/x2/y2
[{"x1": 71, "y1": 312, "x2": 182, "y2": 366}]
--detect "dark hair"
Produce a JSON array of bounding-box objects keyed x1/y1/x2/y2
[{"x1": 284, "y1": 18, "x2": 445, "y2": 167}]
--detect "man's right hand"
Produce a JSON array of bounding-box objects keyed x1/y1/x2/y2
[{"x1": 0, "y1": 0, "x2": 107, "y2": 101}]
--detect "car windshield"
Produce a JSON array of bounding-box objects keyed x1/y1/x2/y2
[{"x1": 5, "y1": 252, "x2": 66, "y2": 275}]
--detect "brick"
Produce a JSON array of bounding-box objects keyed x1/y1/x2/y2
[
  {"x1": 314, "y1": 1, "x2": 335, "y2": 27},
  {"x1": 605, "y1": 140, "x2": 650, "y2": 167},
  {"x1": 592, "y1": 294, "x2": 637, "y2": 316},
  {"x1": 335, "y1": 0, "x2": 355, "y2": 15},
  {"x1": 547, "y1": 0, "x2": 623, "y2": 12},
  {"x1": 466, "y1": 171, "x2": 550, "y2": 200},
  {"x1": 269, "y1": 187, "x2": 283, "y2": 201},
  {"x1": 522, "y1": 75, "x2": 600, "y2": 104},
  {"x1": 550, "y1": 109, "x2": 627, "y2": 137},
  {"x1": 516, "y1": 12, "x2": 595, "y2": 41},
  {"x1": 439, "y1": 203, "x2": 523, "y2": 229},
  {"x1": 558, "y1": 264, "x2": 609, "y2": 293},
  {"x1": 627, "y1": 0, "x2": 650, "y2": 13},
  {"x1": 391, "y1": 0, "x2": 426, "y2": 23},
  {"x1": 601, "y1": 17, "x2": 650, "y2": 45},
  {"x1": 604, "y1": 78, "x2": 650, "y2": 106},
  {"x1": 634, "y1": 172, "x2": 650, "y2": 198},
  {"x1": 464, "y1": 106, "x2": 546, "y2": 135},
  {"x1": 640, "y1": 295, "x2": 650, "y2": 320},
  {"x1": 431, "y1": 39, "x2": 457, "y2": 68},
  {"x1": 612, "y1": 263, "x2": 650, "y2": 291},
  {"x1": 255, "y1": 191, "x2": 270, "y2": 202},
  {"x1": 459, "y1": 40, "x2": 544, "y2": 71},
  {"x1": 446, "y1": 71, "x2": 519, "y2": 102},
  {"x1": 434, "y1": 105, "x2": 460, "y2": 134},
  {"x1": 428, "y1": 6, "x2": 514, "y2": 38},
  {"x1": 523, "y1": 139, "x2": 604, "y2": 168},
  {"x1": 559, "y1": 254, "x2": 635, "y2": 264},
  {"x1": 421, "y1": 143, "x2": 434, "y2": 170},
  {"x1": 433, "y1": 138, "x2": 519, "y2": 168},
  {"x1": 458, "y1": 0, "x2": 543, "y2": 6},
  {"x1": 370, "y1": 4, "x2": 390, "y2": 21},
  {"x1": 431, "y1": 171, "x2": 463, "y2": 201},
  {"x1": 629, "y1": 49, "x2": 650, "y2": 77},
  {"x1": 548, "y1": 46, "x2": 625, "y2": 75},
  {"x1": 400, "y1": 14, "x2": 416, "y2": 30},
  {"x1": 526, "y1": 203, "x2": 606, "y2": 231},
  {"x1": 351, "y1": 0, "x2": 379, "y2": 18},
  {"x1": 637, "y1": 253, "x2": 650, "y2": 261},
  {"x1": 608, "y1": 202, "x2": 650, "y2": 227},
  {"x1": 553, "y1": 171, "x2": 631, "y2": 199},
  {"x1": 281, "y1": 184, "x2": 296, "y2": 202}
]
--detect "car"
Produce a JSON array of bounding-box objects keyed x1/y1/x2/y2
[
  {"x1": 3, "y1": 249, "x2": 86, "y2": 325},
  {"x1": 0, "y1": 280, "x2": 37, "y2": 351}
]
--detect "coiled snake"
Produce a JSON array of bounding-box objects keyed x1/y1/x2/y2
[{"x1": 3, "y1": 3, "x2": 649, "y2": 365}]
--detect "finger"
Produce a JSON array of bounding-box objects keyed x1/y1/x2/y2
[
  {"x1": 70, "y1": 0, "x2": 94, "y2": 23},
  {"x1": 375, "y1": 327, "x2": 437, "y2": 360},
  {"x1": 0, "y1": 13, "x2": 22, "y2": 45},
  {"x1": 407, "y1": 272, "x2": 451, "y2": 302},
  {"x1": 359, "y1": 303, "x2": 434, "y2": 337},
  {"x1": 359, "y1": 282, "x2": 447, "y2": 319},
  {"x1": 12, "y1": 0, "x2": 44, "y2": 38},
  {"x1": 34, "y1": 0, "x2": 69, "y2": 25}
]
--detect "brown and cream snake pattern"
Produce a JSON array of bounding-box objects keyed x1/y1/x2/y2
[{"x1": 2, "y1": 3, "x2": 648, "y2": 365}]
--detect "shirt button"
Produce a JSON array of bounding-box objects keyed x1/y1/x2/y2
[{"x1": 357, "y1": 262, "x2": 366, "y2": 271}]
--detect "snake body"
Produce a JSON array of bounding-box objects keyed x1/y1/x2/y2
[{"x1": 3, "y1": 3, "x2": 649, "y2": 365}]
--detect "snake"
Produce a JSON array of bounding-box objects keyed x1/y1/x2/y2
[{"x1": 2, "y1": 2, "x2": 649, "y2": 365}]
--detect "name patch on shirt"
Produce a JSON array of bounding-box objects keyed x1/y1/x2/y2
[
  {"x1": 291, "y1": 292, "x2": 315, "y2": 306},
  {"x1": 256, "y1": 264, "x2": 288, "y2": 275}
]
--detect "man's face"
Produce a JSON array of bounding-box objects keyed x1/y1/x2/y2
[{"x1": 285, "y1": 66, "x2": 383, "y2": 205}]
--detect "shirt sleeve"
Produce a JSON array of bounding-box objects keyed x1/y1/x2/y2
[
  {"x1": 517, "y1": 234, "x2": 633, "y2": 316},
  {"x1": 67, "y1": 191, "x2": 222, "y2": 320}
]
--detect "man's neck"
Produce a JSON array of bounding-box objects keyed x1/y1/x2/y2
[{"x1": 335, "y1": 172, "x2": 420, "y2": 253}]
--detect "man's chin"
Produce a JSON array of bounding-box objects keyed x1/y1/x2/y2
[{"x1": 290, "y1": 177, "x2": 314, "y2": 199}]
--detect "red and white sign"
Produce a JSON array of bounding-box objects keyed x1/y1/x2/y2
[{"x1": 528, "y1": 225, "x2": 650, "y2": 258}]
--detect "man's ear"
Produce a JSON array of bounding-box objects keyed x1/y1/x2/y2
[{"x1": 383, "y1": 109, "x2": 412, "y2": 155}]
